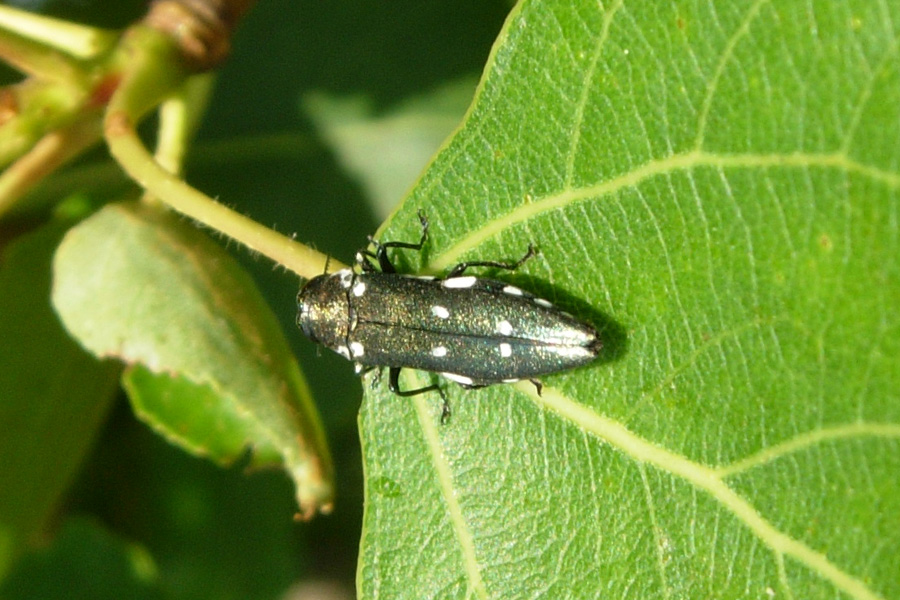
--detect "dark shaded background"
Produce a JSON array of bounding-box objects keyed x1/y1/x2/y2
[{"x1": 1, "y1": 0, "x2": 510, "y2": 597}]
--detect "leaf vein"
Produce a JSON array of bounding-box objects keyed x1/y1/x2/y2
[
  {"x1": 639, "y1": 464, "x2": 672, "y2": 600},
  {"x1": 411, "y1": 385, "x2": 488, "y2": 598},
  {"x1": 428, "y1": 150, "x2": 900, "y2": 272},
  {"x1": 564, "y1": 0, "x2": 624, "y2": 187},
  {"x1": 839, "y1": 38, "x2": 900, "y2": 155},
  {"x1": 528, "y1": 384, "x2": 887, "y2": 600},
  {"x1": 694, "y1": 0, "x2": 771, "y2": 150},
  {"x1": 716, "y1": 422, "x2": 900, "y2": 478}
]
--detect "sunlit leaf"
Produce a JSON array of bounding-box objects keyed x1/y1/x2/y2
[{"x1": 358, "y1": 1, "x2": 900, "y2": 598}]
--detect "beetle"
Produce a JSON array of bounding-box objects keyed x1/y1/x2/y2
[{"x1": 296, "y1": 211, "x2": 602, "y2": 419}]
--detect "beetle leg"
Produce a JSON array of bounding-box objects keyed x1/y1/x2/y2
[
  {"x1": 357, "y1": 247, "x2": 379, "y2": 272},
  {"x1": 388, "y1": 367, "x2": 441, "y2": 397},
  {"x1": 387, "y1": 368, "x2": 451, "y2": 422},
  {"x1": 439, "y1": 389, "x2": 451, "y2": 424},
  {"x1": 358, "y1": 365, "x2": 382, "y2": 389},
  {"x1": 447, "y1": 243, "x2": 537, "y2": 278},
  {"x1": 373, "y1": 210, "x2": 429, "y2": 273}
]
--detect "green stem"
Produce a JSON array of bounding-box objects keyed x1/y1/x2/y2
[
  {"x1": 107, "y1": 116, "x2": 340, "y2": 279},
  {"x1": 104, "y1": 25, "x2": 341, "y2": 279},
  {"x1": 154, "y1": 74, "x2": 215, "y2": 179},
  {"x1": 0, "y1": 4, "x2": 117, "y2": 64},
  {"x1": 0, "y1": 116, "x2": 101, "y2": 219}
]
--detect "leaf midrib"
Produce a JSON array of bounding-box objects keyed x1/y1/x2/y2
[{"x1": 411, "y1": 379, "x2": 897, "y2": 599}]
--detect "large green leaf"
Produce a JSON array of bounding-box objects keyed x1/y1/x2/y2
[
  {"x1": 51, "y1": 202, "x2": 333, "y2": 519},
  {"x1": 358, "y1": 1, "x2": 899, "y2": 598}
]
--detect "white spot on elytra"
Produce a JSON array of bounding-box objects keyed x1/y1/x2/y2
[
  {"x1": 502, "y1": 285, "x2": 524, "y2": 296},
  {"x1": 497, "y1": 320, "x2": 513, "y2": 336},
  {"x1": 338, "y1": 269, "x2": 353, "y2": 288},
  {"x1": 443, "y1": 276, "x2": 477, "y2": 289},
  {"x1": 431, "y1": 346, "x2": 448, "y2": 357},
  {"x1": 534, "y1": 297, "x2": 553, "y2": 308},
  {"x1": 552, "y1": 345, "x2": 594, "y2": 359},
  {"x1": 432, "y1": 305, "x2": 450, "y2": 319},
  {"x1": 336, "y1": 345, "x2": 351, "y2": 359},
  {"x1": 352, "y1": 281, "x2": 367, "y2": 297},
  {"x1": 414, "y1": 275, "x2": 436, "y2": 280},
  {"x1": 502, "y1": 378, "x2": 519, "y2": 383},
  {"x1": 442, "y1": 372, "x2": 474, "y2": 386},
  {"x1": 349, "y1": 341, "x2": 365, "y2": 358},
  {"x1": 499, "y1": 343, "x2": 512, "y2": 357}
]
